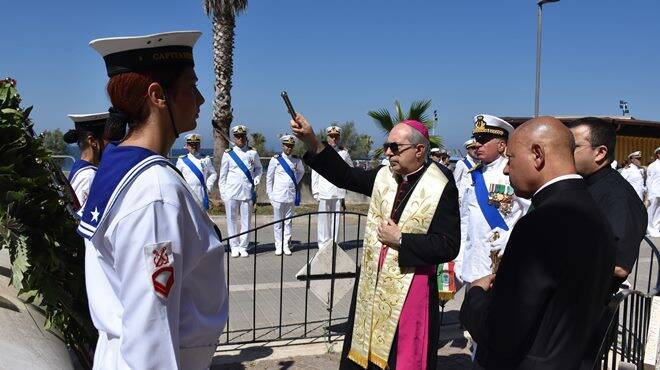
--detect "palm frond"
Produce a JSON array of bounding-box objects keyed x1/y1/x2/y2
[
  {"x1": 368, "y1": 109, "x2": 395, "y2": 135},
  {"x1": 408, "y1": 99, "x2": 432, "y2": 124},
  {"x1": 429, "y1": 135, "x2": 443, "y2": 150},
  {"x1": 204, "y1": 0, "x2": 248, "y2": 17},
  {"x1": 394, "y1": 100, "x2": 405, "y2": 122}
]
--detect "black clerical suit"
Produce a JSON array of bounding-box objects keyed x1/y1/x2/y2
[
  {"x1": 304, "y1": 145, "x2": 460, "y2": 370},
  {"x1": 460, "y1": 178, "x2": 615, "y2": 369},
  {"x1": 585, "y1": 166, "x2": 647, "y2": 291}
]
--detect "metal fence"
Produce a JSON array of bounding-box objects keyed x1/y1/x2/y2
[
  {"x1": 218, "y1": 211, "x2": 366, "y2": 345},
  {"x1": 587, "y1": 237, "x2": 660, "y2": 369}
]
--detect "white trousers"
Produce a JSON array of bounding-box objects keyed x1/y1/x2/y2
[
  {"x1": 318, "y1": 198, "x2": 342, "y2": 248},
  {"x1": 648, "y1": 197, "x2": 660, "y2": 237},
  {"x1": 226, "y1": 199, "x2": 252, "y2": 251},
  {"x1": 272, "y1": 201, "x2": 294, "y2": 250}
]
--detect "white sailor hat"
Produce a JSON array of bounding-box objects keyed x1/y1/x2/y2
[
  {"x1": 464, "y1": 138, "x2": 477, "y2": 149},
  {"x1": 185, "y1": 133, "x2": 201, "y2": 143},
  {"x1": 472, "y1": 114, "x2": 514, "y2": 139},
  {"x1": 65, "y1": 112, "x2": 108, "y2": 143},
  {"x1": 430, "y1": 147, "x2": 441, "y2": 154},
  {"x1": 67, "y1": 112, "x2": 108, "y2": 132},
  {"x1": 628, "y1": 150, "x2": 642, "y2": 159},
  {"x1": 231, "y1": 125, "x2": 248, "y2": 135},
  {"x1": 280, "y1": 135, "x2": 296, "y2": 145},
  {"x1": 326, "y1": 125, "x2": 342, "y2": 135},
  {"x1": 89, "y1": 31, "x2": 202, "y2": 77},
  {"x1": 655, "y1": 147, "x2": 660, "y2": 154}
]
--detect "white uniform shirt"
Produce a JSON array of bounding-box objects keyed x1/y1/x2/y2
[
  {"x1": 219, "y1": 146, "x2": 263, "y2": 201},
  {"x1": 266, "y1": 153, "x2": 305, "y2": 203},
  {"x1": 311, "y1": 147, "x2": 352, "y2": 199},
  {"x1": 621, "y1": 164, "x2": 646, "y2": 200},
  {"x1": 175, "y1": 153, "x2": 218, "y2": 206},
  {"x1": 78, "y1": 146, "x2": 228, "y2": 370},
  {"x1": 647, "y1": 159, "x2": 660, "y2": 199},
  {"x1": 70, "y1": 167, "x2": 97, "y2": 208},
  {"x1": 453, "y1": 155, "x2": 477, "y2": 206},
  {"x1": 459, "y1": 156, "x2": 529, "y2": 282}
]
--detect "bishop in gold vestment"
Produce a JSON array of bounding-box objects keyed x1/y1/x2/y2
[{"x1": 293, "y1": 116, "x2": 460, "y2": 370}]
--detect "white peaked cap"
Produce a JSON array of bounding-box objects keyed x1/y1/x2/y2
[{"x1": 628, "y1": 150, "x2": 642, "y2": 158}]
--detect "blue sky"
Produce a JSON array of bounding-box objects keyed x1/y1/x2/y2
[{"x1": 4, "y1": 0, "x2": 659, "y2": 154}]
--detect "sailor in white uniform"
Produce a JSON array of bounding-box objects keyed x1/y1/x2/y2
[
  {"x1": 220, "y1": 125, "x2": 263, "y2": 257},
  {"x1": 266, "y1": 135, "x2": 305, "y2": 255},
  {"x1": 311, "y1": 125, "x2": 353, "y2": 249},
  {"x1": 64, "y1": 112, "x2": 108, "y2": 208},
  {"x1": 79, "y1": 30, "x2": 228, "y2": 370},
  {"x1": 430, "y1": 147, "x2": 450, "y2": 168},
  {"x1": 647, "y1": 147, "x2": 660, "y2": 237},
  {"x1": 451, "y1": 138, "x2": 479, "y2": 280},
  {"x1": 458, "y1": 115, "x2": 529, "y2": 283},
  {"x1": 175, "y1": 133, "x2": 217, "y2": 210},
  {"x1": 621, "y1": 150, "x2": 646, "y2": 201}
]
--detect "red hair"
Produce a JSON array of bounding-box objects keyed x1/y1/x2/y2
[{"x1": 105, "y1": 66, "x2": 185, "y2": 139}]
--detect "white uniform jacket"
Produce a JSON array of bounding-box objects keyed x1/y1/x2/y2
[
  {"x1": 458, "y1": 156, "x2": 529, "y2": 282},
  {"x1": 77, "y1": 144, "x2": 228, "y2": 370},
  {"x1": 621, "y1": 164, "x2": 646, "y2": 200},
  {"x1": 68, "y1": 159, "x2": 97, "y2": 208},
  {"x1": 175, "y1": 153, "x2": 218, "y2": 207},
  {"x1": 648, "y1": 159, "x2": 660, "y2": 199},
  {"x1": 453, "y1": 155, "x2": 477, "y2": 206},
  {"x1": 266, "y1": 153, "x2": 305, "y2": 204},
  {"x1": 219, "y1": 146, "x2": 262, "y2": 201},
  {"x1": 311, "y1": 147, "x2": 352, "y2": 199}
]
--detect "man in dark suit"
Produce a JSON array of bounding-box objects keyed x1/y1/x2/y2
[{"x1": 460, "y1": 117, "x2": 616, "y2": 369}]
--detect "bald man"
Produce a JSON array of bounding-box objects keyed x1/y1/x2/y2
[{"x1": 460, "y1": 117, "x2": 615, "y2": 369}]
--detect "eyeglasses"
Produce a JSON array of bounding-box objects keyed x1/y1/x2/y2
[{"x1": 382, "y1": 142, "x2": 414, "y2": 154}]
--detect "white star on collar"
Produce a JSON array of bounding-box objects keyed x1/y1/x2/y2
[{"x1": 91, "y1": 207, "x2": 100, "y2": 222}]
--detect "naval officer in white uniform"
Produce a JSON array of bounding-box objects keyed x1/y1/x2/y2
[
  {"x1": 176, "y1": 133, "x2": 217, "y2": 210},
  {"x1": 647, "y1": 147, "x2": 660, "y2": 237},
  {"x1": 78, "y1": 30, "x2": 228, "y2": 370},
  {"x1": 621, "y1": 150, "x2": 646, "y2": 201},
  {"x1": 220, "y1": 125, "x2": 263, "y2": 257},
  {"x1": 64, "y1": 112, "x2": 108, "y2": 208},
  {"x1": 458, "y1": 114, "x2": 529, "y2": 283},
  {"x1": 266, "y1": 135, "x2": 305, "y2": 255},
  {"x1": 311, "y1": 125, "x2": 353, "y2": 249}
]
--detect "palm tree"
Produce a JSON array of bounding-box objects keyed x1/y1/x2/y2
[
  {"x1": 203, "y1": 0, "x2": 248, "y2": 170},
  {"x1": 368, "y1": 99, "x2": 443, "y2": 158}
]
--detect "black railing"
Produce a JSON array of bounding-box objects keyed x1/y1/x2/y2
[
  {"x1": 587, "y1": 237, "x2": 660, "y2": 369},
  {"x1": 218, "y1": 211, "x2": 365, "y2": 344}
]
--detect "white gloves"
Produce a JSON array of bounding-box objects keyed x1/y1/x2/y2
[{"x1": 485, "y1": 227, "x2": 510, "y2": 258}]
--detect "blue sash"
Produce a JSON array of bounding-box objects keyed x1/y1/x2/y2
[
  {"x1": 470, "y1": 167, "x2": 509, "y2": 231},
  {"x1": 77, "y1": 144, "x2": 172, "y2": 239},
  {"x1": 462, "y1": 157, "x2": 473, "y2": 169},
  {"x1": 276, "y1": 155, "x2": 301, "y2": 206},
  {"x1": 227, "y1": 149, "x2": 257, "y2": 203},
  {"x1": 182, "y1": 155, "x2": 209, "y2": 210}
]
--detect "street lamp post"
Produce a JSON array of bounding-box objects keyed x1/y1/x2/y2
[{"x1": 534, "y1": 0, "x2": 560, "y2": 117}]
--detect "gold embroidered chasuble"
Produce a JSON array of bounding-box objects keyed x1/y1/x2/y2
[{"x1": 348, "y1": 164, "x2": 448, "y2": 369}]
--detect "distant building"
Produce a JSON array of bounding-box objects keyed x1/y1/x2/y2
[{"x1": 503, "y1": 116, "x2": 660, "y2": 165}]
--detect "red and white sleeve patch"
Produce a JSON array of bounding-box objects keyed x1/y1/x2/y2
[{"x1": 144, "y1": 242, "x2": 175, "y2": 299}]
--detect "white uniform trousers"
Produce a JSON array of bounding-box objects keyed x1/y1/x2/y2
[
  {"x1": 226, "y1": 199, "x2": 253, "y2": 253},
  {"x1": 317, "y1": 198, "x2": 342, "y2": 248},
  {"x1": 648, "y1": 197, "x2": 660, "y2": 237},
  {"x1": 272, "y1": 201, "x2": 294, "y2": 253}
]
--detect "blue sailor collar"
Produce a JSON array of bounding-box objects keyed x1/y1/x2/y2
[
  {"x1": 77, "y1": 143, "x2": 172, "y2": 239},
  {"x1": 68, "y1": 159, "x2": 96, "y2": 183}
]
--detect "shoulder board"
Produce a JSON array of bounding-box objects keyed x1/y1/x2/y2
[
  {"x1": 225, "y1": 148, "x2": 231, "y2": 153},
  {"x1": 273, "y1": 154, "x2": 280, "y2": 158},
  {"x1": 178, "y1": 154, "x2": 185, "y2": 158},
  {"x1": 339, "y1": 146, "x2": 345, "y2": 151},
  {"x1": 249, "y1": 147, "x2": 256, "y2": 151}
]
